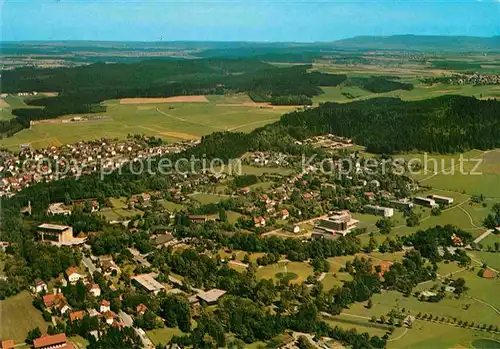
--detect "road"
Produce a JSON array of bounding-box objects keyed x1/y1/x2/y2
[
  {"x1": 82, "y1": 256, "x2": 97, "y2": 274},
  {"x1": 473, "y1": 229, "x2": 494, "y2": 244},
  {"x1": 119, "y1": 310, "x2": 155, "y2": 348}
]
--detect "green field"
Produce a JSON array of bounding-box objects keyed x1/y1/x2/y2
[
  {"x1": 255, "y1": 261, "x2": 313, "y2": 284},
  {"x1": 189, "y1": 193, "x2": 225, "y2": 205},
  {"x1": 147, "y1": 327, "x2": 185, "y2": 345},
  {"x1": 99, "y1": 197, "x2": 144, "y2": 221},
  {"x1": 0, "y1": 96, "x2": 291, "y2": 151},
  {"x1": 0, "y1": 291, "x2": 49, "y2": 343}
]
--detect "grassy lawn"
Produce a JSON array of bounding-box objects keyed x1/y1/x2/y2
[
  {"x1": 322, "y1": 315, "x2": 392, "y2": 338},
  {"x1": 69, "y1": 335, "x2": 89, "y2": 349},
  {"x1": 189, "y1": 193, "x2": 225, "y2": 205},
  {"x1": 321, "y1": 272, "x2": 353, "y2": 291},
  {"x1": 346, "y1": 270, "x2": 498, "y2": 326},
  {"x1": 0, "y1": 291, "x2": 49, "y2": 343},
  {"x1": 256, "y1": 261, "x2": 313, "y2": 284},
  {"x1": 159, "y1": 200, "x2": 185, "y2": 212},
  {"x1": 387, "y1": 320, "x2": 500, "y2": 349},
  {"x1": 468, "y1": 250, "x2": 500, "y2": 272},
  {"x1": 147, "y1": 327, "x2": 185, "y2": 345},
  {"x1": 226, "y1": 210, "x2": 245, "y2": 224}
]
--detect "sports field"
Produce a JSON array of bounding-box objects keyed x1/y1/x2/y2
[
  {"x1": 0, "y1": 95, "x2": 293, "y2": 151},
  {"x1": 0, "y1": 291, "x2": 49, "y2": 343}
]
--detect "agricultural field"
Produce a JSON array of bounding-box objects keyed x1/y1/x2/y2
[
  {"x1": 0, "y1": 291, "x2": 49, "y2": 343},
  {"x1": 0, "y1": 95, "x2": 294, "y2": 151}
]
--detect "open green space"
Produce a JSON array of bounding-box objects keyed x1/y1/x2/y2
[
  {"x1": 0, "y1": 291, "x2": 49, "y2": 343},
  {"x1": 468, "y1": 250, "x2": 500, "y2": 271},
  {"x1": 147, "y1": 327, "x2": 185, "y2": 345},
  {"x1": 256, "y1": 261, "x2": 313, "y2": 284},
  {"x1": 387, "y1": 320, "x2": 500, "y2": 349},
  {"x1": 189, "y1": 193, "x2": 225, "y2": 205}
]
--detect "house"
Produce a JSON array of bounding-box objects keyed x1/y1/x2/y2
[
  {"x1": 188, "y1": 215, "x2": 216, "y2": 224},
  {"x1": 100, "y1": 300, "x2": 111, "y2": 313},
  {"x1": 137, "y1": 304, "x2": 148, "y2": 315},
  {"x1": 197, "y1": 289, "x2": 226, "y2": 305},
  {"x1": 103, "y1": 311, "x2": 117, "y2": 325},
  {"x1": 281, "y1": 209, "x2": 289, "y2": 220},
  {"x1": 56, "y1": 274, "x2": 68, "y2": 288},
  {"x1": 481, "y1": 268, "x2": 496, "y2": 279},
  {"x1": 451, "y1": 234, "x2": 463, "y2": 247},
  {"x1": 312, "y1": 210, "x2": 359, "y2": 239},
  {"x1": 1, "y1": 340, "x2": 15, "y2": 349},
  {"x1": 427, "y1": 194, "x2": 454, "y2": 205},
  {"x1": 87, "y1": 308, "x2": 100, "y2": 317},
  {"x1": 131, "y1": 274, "x2": 165, "y2": 295},
  {"x1": 363, "y1": 205, "x2": 394, "y2": 218},
  {"x1": 69, "y1": 310, "x2": 85, "y2": 322},
  {"x1": 89, "y1": 284, "x2": 101, "y2": 297},
  {"x1": 364, "y1": 192, "x2": 376, "y2": 201},
  {"x1": 303, "y1": 193, "x2": 313, "y2": 200},
  {"x1": 240, "y1": 187, "x2": 250, "y2": 195},
  {"x1": 43, "y1": 293, "x2": 65, "y2": 308},
  {"x1": 285, "y1": 224, "x2": 300, "y2": 234},
  {"x1": 253, "y1": 216, "x2": 266, "y2": 228},
  {"x1": 65, "y1": 266, "x2": 84, "y2": 284},
  {"x1": 262, "y1": 194, "x2": 272, "y2": 204},
  {"x1": 414, "y1": 197, "x2": 438, "y2": 208},
  {"x1": 371, "y1": 261, "x2": 393, "y2": 277},
  {"x1": 152, "y1": 233, "x2": 175, "y2": 248},
  {"x1": 33, "y1": 334, "x2": 73, "y2": 349},
  {"x1": 37, "y1": 223, "x2": 74, "y2": 243},
  {"x1": 31, "y1": 280, "x2": 48, "y2": 294}
]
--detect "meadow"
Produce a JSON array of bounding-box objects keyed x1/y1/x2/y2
[
  {"x1": 0, "y1": 291, "x2": 49, "y2": 343},
  {"x1": 0, "y1": 95, "x2": 292, "y2": 151}
]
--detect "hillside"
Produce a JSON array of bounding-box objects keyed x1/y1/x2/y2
[{"x1": 331, "y1": 35, "x2": 500, "y2": 52}]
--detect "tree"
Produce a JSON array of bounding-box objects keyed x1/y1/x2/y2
[
  {"x1": 25, "y1": 327, "x2": 42, "y2": 345},
  {"x1": 367, "y1": 299, "x2": 373, "y2": 309}
]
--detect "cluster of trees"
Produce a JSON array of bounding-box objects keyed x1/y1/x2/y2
[
  {"x1": 483, "y1": 203, "x2": 500, "y2": 229},
  {"x1": 346, "y1": 77, "x2": 413, "y2": 93},
  {"x1": 0, "y1": 242, "x2": 82, "y2": 299},
  {"x1": 273, "y1": 95, "x2": 500, "y2": 153}
]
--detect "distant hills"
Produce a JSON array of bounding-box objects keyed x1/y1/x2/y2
[
  {"x1": 330, "y1": 35, "x2": 500, "y2": 52},
  {"x1": 3, "y1": 35, "x2": 500, "y2": 54}
]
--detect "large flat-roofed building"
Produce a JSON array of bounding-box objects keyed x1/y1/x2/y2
[
  {"x1": 312, "y1": 210, "x2": 359, "y2": 240},
  {"x1": 197, "y1": 289, "x2": 226, "y2": 305},
  {"x1": 414, "y1": 197, "x2": 438, "y2": 208},
  {"x1": 363, "y1": 205, "x2": 394, "y2": 218},
  {"x1": 132, "y1": 273, "x2": 165, "y2": 295},
  {"x1": 427, "y1": 194, "x2": 454, "y2": 205},
  {"x1": 389, "y1": 199, "x2": 414, "y2": 210},
  {"x1": 37, "y1": 223, "x2": 73, "y2": 243}
]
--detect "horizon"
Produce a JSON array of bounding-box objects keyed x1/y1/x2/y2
[
  {"x1": 2, "y1": 0, "x2": 499, "y2": 42},
  {"x1": 2, "y1": 33, "x2": 500, "y2": 44}
]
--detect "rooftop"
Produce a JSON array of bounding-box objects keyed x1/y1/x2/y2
[
  {"x1": 197, "y1": 289, "x2": 226, "y2": 303},
  {"x1": 33, "y1": 334, "x2": 72, "y2": 349},
  {"x1": 38, "y1": 223, "x2": 71, "y2": 231},
  {"x1": 132, "y1": 273, "x2": 165, "y2": 292}
]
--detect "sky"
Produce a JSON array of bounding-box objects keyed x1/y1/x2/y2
[{"x1": 1, "y1": 0, "x2": 499, "y2": 42}]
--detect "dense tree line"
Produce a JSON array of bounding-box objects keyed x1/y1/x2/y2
[
  {"x1": 274, "y1": 95, "x2": 500, "y2": 153},
  {"x1": 346, "y1": 77, "x2": 413, "y2": 93}
]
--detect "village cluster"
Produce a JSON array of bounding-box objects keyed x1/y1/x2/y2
[{"x1": 0, "y1": 136, "x2": 199, "y2": 197}]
